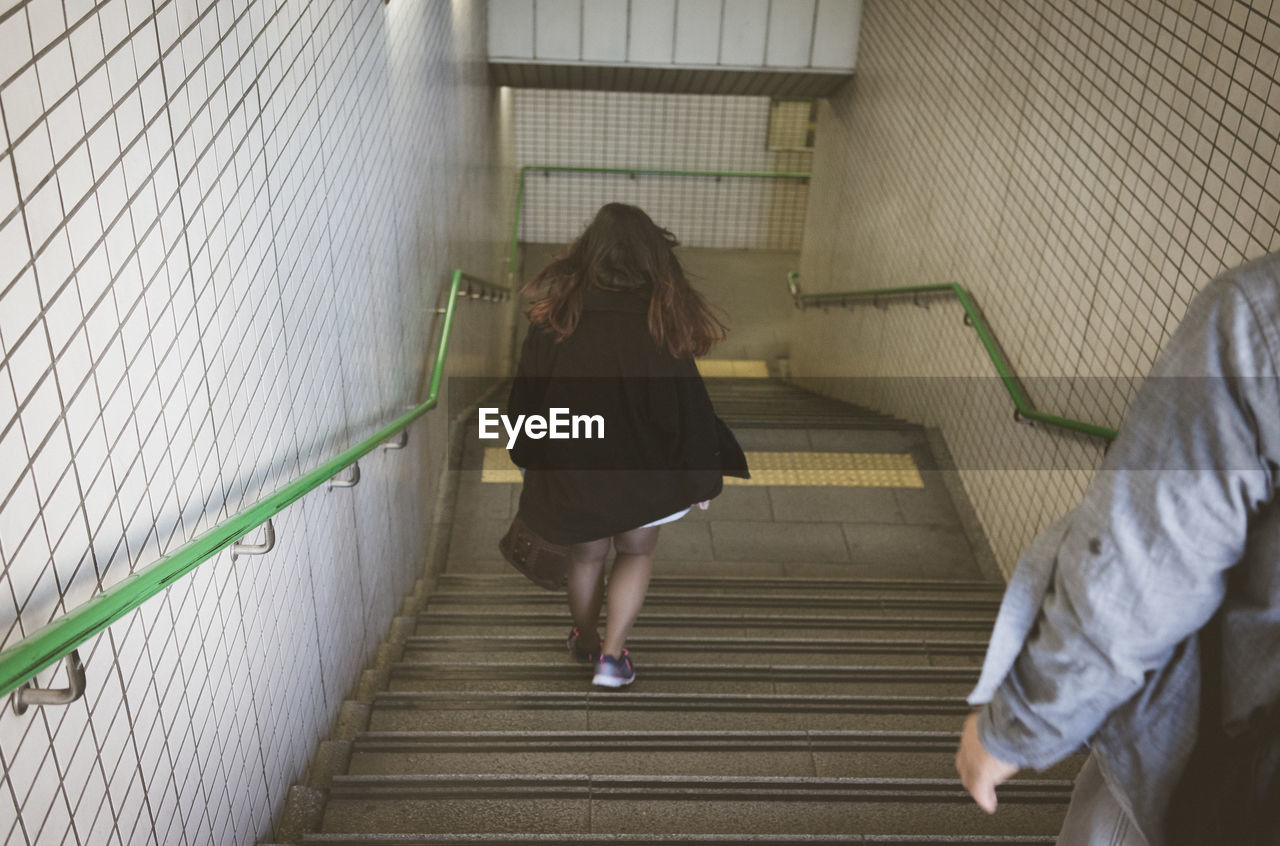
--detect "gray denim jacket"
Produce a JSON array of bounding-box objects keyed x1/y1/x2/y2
[{"x1": 969, "y1": 252, "x2": 1280, "y2": 845}]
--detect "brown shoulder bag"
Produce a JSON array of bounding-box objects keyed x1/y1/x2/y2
[{"x1": 498, "y1": 513, "x2": 572, "y2": 590}]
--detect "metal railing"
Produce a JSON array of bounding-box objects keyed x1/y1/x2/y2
[
  {"x1": 786, "y1": 273, "x2": 1118, "y2": 442},
  {"x1": 0, "y1": 269, "x2": 510, "y2": 709},
  {"x1": 507, "y1": 165, "x2": 812, "y2": 275}
]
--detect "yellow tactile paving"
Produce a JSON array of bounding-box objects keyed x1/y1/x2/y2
[
  {"x1": 481, "y1": 449, "x2": 923, "y2": 488},
  {"x1": 727, "y1": 451, "x2": 923, "y2": 487},
  {"x1": 695, "y1": 359, "x2": 770, "y2": 378},
  {"x1": 482, "y1": 447, "x2": 524, "y2": 483}
]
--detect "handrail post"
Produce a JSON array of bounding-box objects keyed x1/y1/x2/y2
[
  {"x1": 13, "y1": 651, "x2": 86, "y2": 714},
  {"x1": 231, "y1": 519, "x2": 276, "y2": 561},
  {"x1": 327, "y1": 462, "x2": 361, "y2": 490},
  {"x1": 382, "y1": 430, "x2": 409, "y2": 451}
]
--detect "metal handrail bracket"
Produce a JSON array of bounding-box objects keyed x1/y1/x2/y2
[
  {"x1": 13, "y1": 650, "x2": 85, "y2": 714},
  {"x1": 786, "y1": 272, "x2": 1117, "y2": 442},
  {"x1": 0, "y1": 269, "x2": 509, "y2": 704},
  {"x1": 327, "y1": 462, "x2": 361, "y2": 490},
  {"x1": 231, "y1": 519, "x2": 276, "y2": 561}
]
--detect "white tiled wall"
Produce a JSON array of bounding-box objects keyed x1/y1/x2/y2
[
  {"x1": 513, "y1": 88, "x2": 810, "y2": 251},
  {"x1": 0, "y1": 1, "x2": 511, "y2": 843},
  {"x1": 792, "y1": 0, "x2": 1280, "y2": 574}
]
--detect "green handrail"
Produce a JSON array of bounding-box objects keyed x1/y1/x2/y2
[
  {"x1": 507, "y1": 165, "x2": 812, "y2": 275},
  {"x1": 0, "y1": 269, "x2": 509, "y2": 700},
  {"x1": 787, "y1": 272, "x2": 1118, "y2": 442}
]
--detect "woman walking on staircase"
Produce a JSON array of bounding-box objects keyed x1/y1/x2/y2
[{"x1": 506, "y1": 203, "x2": 745, "y2": 688}]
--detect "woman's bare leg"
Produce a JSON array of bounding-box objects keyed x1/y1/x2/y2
[
  {"x1": 566, "y1": 537, "x2": 610, "y2": 648},
  {"x1": 601, "y1": 525, "x2": 661, "y2": 657}
]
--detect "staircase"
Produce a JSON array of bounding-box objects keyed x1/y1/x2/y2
[
  {"x1": 274, "y1": 378, "x2": 1080, "y2": 844},
  {"x1": 704, "y1": 377, "x2": 912, "y2": 429}
]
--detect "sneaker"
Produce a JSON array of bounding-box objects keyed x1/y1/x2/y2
[
  {"x1": 567, "y1": 627, "x2": 601, "y2": 664},
  {"x1": 592, "y1": 651, "x2": 635, "y2": 688}
]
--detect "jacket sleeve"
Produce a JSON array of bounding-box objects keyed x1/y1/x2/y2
[{"x1": 977, "y1": 274, "x2": 1280, "y2": 770}]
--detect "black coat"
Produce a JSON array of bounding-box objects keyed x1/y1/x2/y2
[{"x1": 507, "y1": 286, "x2": 744, "y2": 544}]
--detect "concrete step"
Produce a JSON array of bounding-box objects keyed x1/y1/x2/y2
[
  {"x1": 385, "y1": 661, "x2": 979, "y2": 696},
  {"x1": 415, "y1": 610, "x2": 997, "y2": 640},
  {"x1": 424, "y1": 591, "x2": 1002, "y2": 616},
  {"x1": 402, "y1": 635, "x2": 987, "y2": 667},
  {"x1": 319, "y1": 774, "x2": 1072, "y2": 836},
  {"x1": 304, "y1": 834, "x2": 1058, "y2": 844},
  {"x1": 450, "y1": 559, "x2": 974, "y2": 580},
  {"x1": 708, "y1": 411, "x2": 914, "y2": 430},
  {"x1": 367, "y1": 690, "x2": 975, "y2": 732},
  {"x1": 431, "y1": 574, "x2": 1004, "y2": 596},
  {"x1": 346, "y1": 730, "x2": 1082, "y2": 781},
  {"x1": 704, "y1": 380, "x2": 914, "y2": 430},
  {"x1": 704, "y1": 416, "x2": 921, "y2": 429}
]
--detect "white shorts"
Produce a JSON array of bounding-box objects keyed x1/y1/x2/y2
[{"x1": 639, "y1": 507, "x2": 690, "y2": 528}]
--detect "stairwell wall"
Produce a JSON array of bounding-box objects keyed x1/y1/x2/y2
[
  {"x1": 0, "y1": 1, "x2": 512, "y2": 844},
  {"x1": 512, "y1": 89, "x2": 813, "y2": 250},
  {"x1": 792, "y1": 0, "x2": 1280, "y2": 574}
]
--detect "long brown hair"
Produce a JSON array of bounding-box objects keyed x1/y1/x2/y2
[{"x1": 523, "y1": 203, "x2": 726, "y2": 358}]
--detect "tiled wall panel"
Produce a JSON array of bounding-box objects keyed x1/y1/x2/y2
[
  {"x1": 513, "y1": 89, "x2": 811, "y2": 250},
  {"x1": 793, "y1": 0, "x2": 1280, "y2": 574},
  {"x1": 0, "y1": 1, "x2": 512, "y2": 844}
]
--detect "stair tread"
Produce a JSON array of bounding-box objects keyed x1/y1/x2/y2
[
  {"x1": 344, "y1": 731, "x2": 1083, "y2": 780},
  {"x1": 427, "y1": 593, "x2": 1001, "y2": 609},
  {"x1": 319, "y1": 775, "x2": 1070, "y2": 836},
  {"x1": 407, "y1": 635, "x2": 990, "y2": 647},
  {"x1": 329, "y1": 773, "x2": 1074, "y2": 791},
  {"x1": 433, "y1": 575, "x2": 1003, "y2": 591},
  {"x1": 304, "y1": 835, "x2": 1057, "y2": 844},
  {"x1": 389, "y1": 661, "x2": 980, "y2": 678},
  {"x1": 405, "y1": 635, "x2": 988, "y2": 657},
  {"x1": 417, "y1": 610, "x2": 998, "y2": 631},
  {"x1": 372, "y1": 690, "x2": 971, "y2": 706},
  {"x1": 349, "y1": 729, "x2": 971, "y2": 753}
]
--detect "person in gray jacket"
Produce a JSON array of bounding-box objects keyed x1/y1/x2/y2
[{"x1": 954, "y1": 252, "x2": 1280, "y2": 845}]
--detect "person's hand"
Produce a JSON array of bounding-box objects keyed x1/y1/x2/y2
[
  {"x1": 955, "y1": 711, "x2": 1020, "y2": 813},
  {"x1": 696, "y1": 500, "x2": 710, "y2": 510}
]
